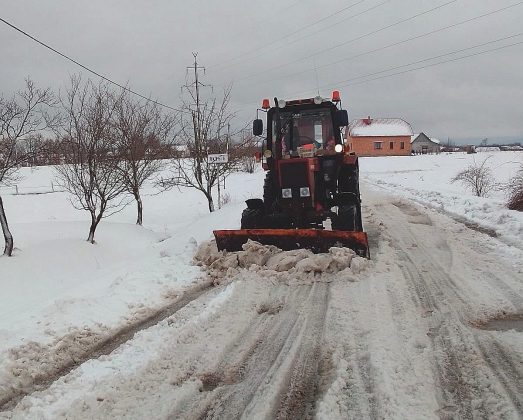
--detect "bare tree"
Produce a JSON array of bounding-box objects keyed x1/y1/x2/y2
[
  {"x1": 166, "y1": 85, "x2": 240, "y2": 212},
  {"x1": 114, "y1": 91, "x2": 177, "y2": 225},
  {"x1": 55, "y1": 77, "x2": 128, "y2": 243},
  {"x1": 507, "y1": 165, "x2": 523, "y2": 211},
  {"x1": 22, "y1": 133, "x2": 44, "y2": 167},
  {"x1": 451, "y1": 156, "x2": 498, "y2": 197},
  {"x1": 38, "y1": 137, "x2": 62, "y2": 165},
  {"x1": 0, "y1": 79, "x2": 56, "y2": 256}
]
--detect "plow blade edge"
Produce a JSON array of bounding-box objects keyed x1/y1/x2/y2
[{"x1": 213, "y1": 229, "x2": 370, "y2": 258}]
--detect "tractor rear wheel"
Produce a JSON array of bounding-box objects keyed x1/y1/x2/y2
[
  {"x1": 338, "y1": 166, "x2": 359, "y2": 196},
  {"x1": 336, "y1": 164, "x2": 363, "y2": 231},
  {"x1": 333, "y1": 204, "x2": 358, "y2": 231},
  {"x1": 263, "y1": 171, "x2": 276, "y2": 210}
]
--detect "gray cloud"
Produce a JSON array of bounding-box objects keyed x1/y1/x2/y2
[{"x1": 1, "y1": 0, "x2": 522, "y2": 143}]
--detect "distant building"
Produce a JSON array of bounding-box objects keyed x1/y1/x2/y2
[
  {"x1": 346, "y1": 117, "x2": 413, "y2": 157},
  {"x1": 475, "y1": 144, "x2": 522, "y2": 152},
  {"x1": 172, "y1": 144, "x2": 190, "y2": 158},
  {"x1": 411, "y1": 133, "x2": 441, "y2": 154},
  {"x1": 463, "y1": 145, "x2": 476, "y2": 154},
  {"x1": 500, "y1": 145, "x2": 523, "y2": 151},
  {"x1": 476, "y1": 146, "x2": 501, "y2": 152}
]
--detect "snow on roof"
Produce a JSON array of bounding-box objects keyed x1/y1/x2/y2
[
  {"x1": 410, "y1": 132, "x2": 441, "y2": 144},
  {"x1": 349, "y1": 118, "x2": 413, "y2": 137}
]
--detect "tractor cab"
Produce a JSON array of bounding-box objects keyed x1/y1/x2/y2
[{"x1": 254, "y1": 94, "x2": 348, "y2": 164}]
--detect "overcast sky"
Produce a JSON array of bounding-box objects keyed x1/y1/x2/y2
[{"x1": 1, "y1": 0, "x2": 522, "y2": 143}]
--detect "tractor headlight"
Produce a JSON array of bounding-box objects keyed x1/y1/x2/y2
[
  {"x1": 282, "y1": 188, "x2": 292, "y2": 198},
  {"x1": 263, "y1": 149, "x2": 272, "y2": 158},
  {"x1": 300, "y1": 187, "x2": 310, "y2": 197},
  {"x1": 335, "y1": 144, "x2": 343, "y2": 153}
]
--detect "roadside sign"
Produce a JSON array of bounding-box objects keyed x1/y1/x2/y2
[{"x1": 208, "y1": 153, "x2": 228, "y2": 164}]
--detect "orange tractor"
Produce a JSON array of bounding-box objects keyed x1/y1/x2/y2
[{"x1": 214, "y1": 92, "x2": 369, "y2": 258}]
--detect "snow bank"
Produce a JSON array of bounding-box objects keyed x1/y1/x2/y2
[{"x1": 0, "y1": 325, "x2": 110, "y2": 407}]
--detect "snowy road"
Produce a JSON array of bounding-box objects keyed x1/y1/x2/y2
[{"x1": 2, "y1": 187, "x2": 523, "y2": 419}]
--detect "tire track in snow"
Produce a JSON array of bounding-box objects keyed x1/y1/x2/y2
[
  {"x1": 171, "y1": 284, "x2": 306, "y2": 418},
  {"x1": 0, "y1": 280, "x2": 214, "y2": 412},
  {"x1": 479, "y1": 272, "x2": 523, "y2": 311},
  {"x1": 474, "y1": 336, "x2": 523, "y2": 413},
  {"x1": 169, "y1": 283, "x2": 330, "y2": 419},
  {"x1": 395, "y1": 248, "x2": 474, "y2": 418},
  {"x1": 273, "y1": 282, "x2": 329, "y2": 419},
  {"x1": 378, "y1": 197, "x2": 522, "y2": 419}
]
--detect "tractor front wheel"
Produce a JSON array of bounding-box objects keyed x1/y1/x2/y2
[{"x1": 241, "y1": 207, "x2": 265, "y2": 229}]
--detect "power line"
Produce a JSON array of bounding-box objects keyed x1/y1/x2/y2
[
  {"x1": 315, "y1": 1, "x2": 523, "y2": 73},
  {"x1": 268, "y1": 1, "x2": 390, "y2": 52},
  {"x1": 236, "y1": 1, "x2": 523, "y2": 88},
  {"x1": 228, "y1": 0, "x2": 390, "y2": 81},
  {"x1": 209, "y1": 0, "x2": 370, "y2": 72},
  {"x1": 201, "y1": 0, "x2": 304, "y2": 61},
  {"x1": 237, "y1": 34, "x2": 523, "y2": 110},
  {"x1": 0, "y1": 16, "x2": 187, "y2": 113},
  {"x1": 311, "y1": 0, "x2": 458, "y2": 59},
  {"x1": 319, "y1": 32, "x2": 523, "y2": 89},
  {"x1": 229, "y1": 0, "x2": 458, "y2": 82},
  {"x1": 341, "y1": 40, "x2": 523, "y2": 88}
]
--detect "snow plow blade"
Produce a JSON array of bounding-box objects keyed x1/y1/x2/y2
[{"x1": 213, "y1": 229, "x2": 370, "y2": 258}]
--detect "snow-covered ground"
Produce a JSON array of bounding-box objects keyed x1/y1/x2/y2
[
  {"x1": 360, "y1": 151, "x2": 523, "y2": 252},
  {"x1": 0, "y1": 152, "x2": 522, "y2": 418}
]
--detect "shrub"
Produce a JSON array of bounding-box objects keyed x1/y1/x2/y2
[
  {"x1": 241, "y1": 156, "x2": 257, "y2": 174},
  {"x1": 451, "y1": 157, "x2": 497, "y2": 197},
  {"x1": 507, "y1": 165, "x2": 523, "y2": 211},
  {"x1": 219, "y1": 192, "x2": 231, "y2": 207}
]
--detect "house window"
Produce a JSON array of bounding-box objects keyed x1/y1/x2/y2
[
  {"x1": 400, "y1": 141, "x2": 405, "y2": 149},
  {"x1": 389, "y1": 141, "x2": 394, "y2": 149},
  {"x1": 374, "y1": 142, "x2": 382, "y2": 150}
]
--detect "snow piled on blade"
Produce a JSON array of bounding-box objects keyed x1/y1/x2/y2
[{"x1": 194, "y1": 239, "x2": 370, "y2": 285}]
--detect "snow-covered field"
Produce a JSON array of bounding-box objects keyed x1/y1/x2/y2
[{"x1": 0, "y1": 152, "x2": 522, "y2": 418}]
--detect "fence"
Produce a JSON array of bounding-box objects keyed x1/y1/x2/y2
[{"x1": 0, "y1": 182, "x2": 64, "y2": 195}]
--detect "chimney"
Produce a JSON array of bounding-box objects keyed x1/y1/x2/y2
[{"x1": 364, "y1": 116, "x2": 371, "y2": 125}]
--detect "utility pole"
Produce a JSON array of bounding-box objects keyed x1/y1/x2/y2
[
  {"x1": 183, "y1": 52, "x2": 208, "y2": 186},
  {"x1": 225, "y1": 122, "x2": 230, "y2": 190}
]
